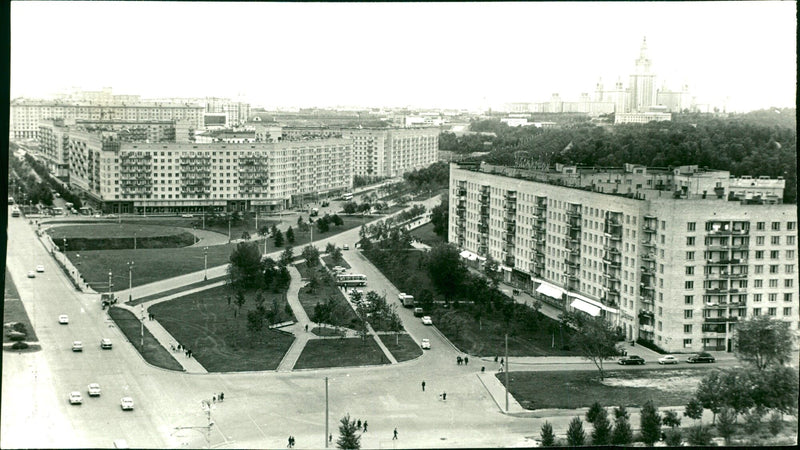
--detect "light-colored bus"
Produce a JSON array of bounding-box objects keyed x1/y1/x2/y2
[
  {"x1": 52, "y1": 207, "x2": 64, "y2": 215},
  {"x1": 336, "y1": 273, "x2": 367, "y2": 287},
  {"x1": 341, "y1": 193, "x2": 353, "y2": 201}
]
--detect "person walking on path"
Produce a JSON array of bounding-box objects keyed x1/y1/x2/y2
[
  {"x1": 442, "y1": 392, "x2": 447, "y2": 401},
  {"x1": 363, "y1": 420, "x2": 368, "y2": 432},
  {"x1": 421, "y1": 381, "x2": 426, "y2": 392},
  {"x1": 357, "y1": 419, "x2": 361, "y2": 430},
  {"x1": 393, "y1": 428, "x2": 398, "y2": 440},
  {"x1": 219, "y1": 392, "x2": 224, "y2": 402},
  {"x1": 464, "y1": 356, "x2": 469, "y2": 365}
]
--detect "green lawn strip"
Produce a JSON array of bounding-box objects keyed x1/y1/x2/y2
[
  {"x1": 378, "y1": 333, "x2": 422, "y2": 362},
  {"x1": 107, "y1": 306, "x2": 183, "y2": 371},
  {"x1": 311, "y1": 326, "x2": 345, "y2": 337},
  {"x1": 128, "y1": 276, "x2": 228, "y2": 306},
  {"x1": 408, "y1": 222, "x2": 443, "y2": 246},
  {"x1": 66, "y1": 243, "x2": 238, "y2": 289},
  {"x1": 294, "y1": 337, "x2": 391, "y2": 369},
  {"x1": 148, "y1": 285, "x2": 295, "y2": 372},
  {"x1": 295, "y1": 262, "x2": 358, "y2": 328},
  {"x1": 46, "y1": 223, "x2": 195, "y2": 251},
  {"x1": 48, "y1": 223, "x2": 188, "y2": 239},
  {"x1": 3, "y1": 269, "x2": 39, "y2": 343},
  {"x1": 498, "y1": 368, "x2": 704, "y2": 410},
  {"x1": 321, "y1": 255, "x2": 350, "y2": 270}
]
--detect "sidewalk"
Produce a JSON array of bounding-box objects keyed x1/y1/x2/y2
[
  {"x1": 276, "y1": 265, "x2": 312, "y2": 372},
  {"x1": 476, "y1": 371, "x2": 526, "y2": 414}
]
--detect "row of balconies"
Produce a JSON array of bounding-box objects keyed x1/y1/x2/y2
[{"x1": 706, "y1": 228, "x2": 750, "y2": 236}]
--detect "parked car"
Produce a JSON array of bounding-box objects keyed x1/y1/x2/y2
[
  {"x1": 658, "y1": 355, "x2": 679, "y2": 365},
  {"x1": 343, "y1": 244, "x2": 349, "y2": 250},
  {"x1": 618, "y1": 355, "x2": 645, "y2": 365},
  {"x1": 101, "y1": 338, "x2": 113, "y2": 349},
  {"x1": 421, "y1": 339, "x2": 431, "y2": 350},
  {"x1": 72, "y1": 341, "x2": 83, "y2": 352},
  {"x1": 413, "y1": 307, "x2": 425, "y2": 317},
  {"x1": 107, "y1": 214, "x2": 117, "y2": 219},
  {"x1": 59, "y1": 314, "x2": 69, "y2": 324},
  {"x1": 421, "y1": 316, "x2": 433, "y2": 326},
  {"x1": 36, "y1": 265, "x2": 45, "y2": 272},
  {"x1": 88, "y1": 383, "x2": 101, "y2": 397},
  {"x1": 27, "y1": 271, "x2": 36, "y2": 278},
  {"x1": 181, "y1": 214, "x2": 194, "y2": 218},
  {"x1": 69, "y1": 391, "x2": 83, "y2": 405},
  {"x1": 120, "y1": 397, "x2": 135, "y2": 411},
  {"x1": 687, "y1": 352, "x2": 715, "y2": 363}
]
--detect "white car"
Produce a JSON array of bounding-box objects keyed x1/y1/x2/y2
[
  {"x1": 69, "y1": 391, "x2": 83, "y2": 404},
  {"x1": 36, "y1": 265, "x2": 45, "y2": 273},
  {"x1": 72, "y1": 341, "x2": 83, "y2": 352},
  {"x1": 421, "y1": 316, "x2": 433, "y2": 326},
  {"x1": 58, "y1": 314, "x2": 69, "y2": 324},
  {"x1": 421, "y1": 338, "x2": 431, "y2": 350},
  {"x1": 101, "y1": 338, "x2": 113, "y2": 349},
  {"x1": 343, "y1": 244, "x2": 350, "y2": 250},
  {"x1": 181, "y1": 214, "x2": 194, "y2": 218},
  {"x1": 88, "y1": 383, "x2": 101, "y2": 397},
  {"x1": 120, "y1": 397, "x2": 135, "y2": 411},
  {"x1": 658, "y1": 355, "x2": 679, "y2": 365},
  {"x1": 27, "y1": 271, "x2": 36, "y2": 278}
]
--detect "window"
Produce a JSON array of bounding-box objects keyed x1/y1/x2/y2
[
  {"x1": 754, "y1": 280, "x2": 763, "y2": 288},
  {"x1": 755, "y1": 251, "x2": 764, "y2": 260},
  {"x1": 757, "y1": 222, "x2": 765, "y2": 231},
  {"x1": 684, "y1": 310, "x2": 693, "y2": 319},
  {"x1": 684, "y1": 324, "x2": 692, "y2": 333},
  {"x1": 756, "y1": 236, "x2": 765, "y2": 245},
  {"x1": 787, "y1": 250, "x2": 795, "y2": 260},
  {"x1": 753, "y1": 308, "x2": 761, "y2": 316},
  {"x1": 787, "y1": 221, "x2": 796, "y2": 231},
  {"x1": 753, "y1": 294, "x2": 762, "y2": 302},
  {"x1": 687, "y1": 222, "x2": 696, "y2": 231},
  {"x1": 686, "y1": 236, "x2": 695, "y2": 246},
  {"x1": 785, "y1": 293, "x2": 794, "y2": 302},
  {"x1": 784, "y1": 307, "x2": 792, "y2": 316},
  {"x1": 788, "y1": 236, "x2": 796, "y2": 245},
  {"x1": 658, "y1": 307, "x2": 663, "y2": 316},
  {"x1": 685, "y1": 295, "x2": 694, "y2": 305},
  {"x1": 770, "y1": 265, "x2": 780, "y2": 274},
  {"x1": 685, "y1": 266, "x2": 694, "y2": 275},
  {"x1": 683, "y1": 339, "x2": 692, "y2": 348},
  {"x1": 769, "y1": 293, "x2": 778, "y2": 302},
  {"x1": 685, "y1": 280, "x2": 693, "y2": 289},
  {"x1": 686, "y1": 251, "x2": 695, "y2": 260},
  {"x1": 785, "y1": 279, "x2": 794, "y2": 288},
  {"x1": 772, "y1": 222, "x2": 781, "y2": 231},
  {"x1": 768, "y1": 307, "x2": 777, "y2": 316},
  {"x1": 755, "y1": 265, "x2": 764, "y2": 274},
  {"x1": 771, "y1": 236, "x2": 781, "y2": 245},
  {"x1": 770, "y1": 250, "x2": 780, "y2": 259},
  {"x1": 769, "y1": 279, "x2": 779, "y2": 288}
]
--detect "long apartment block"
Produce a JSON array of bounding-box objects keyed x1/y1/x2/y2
[{"x1": 449, "y1": 162, "x2": 798, "y2": 354}]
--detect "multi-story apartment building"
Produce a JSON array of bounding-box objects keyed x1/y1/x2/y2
[
  {"x1": 38, "y1": 119, "x2": 72, "y2": 179},
  {"x1": 341, "y1": 127, "x2": 439, "y2": 178},
  {"x1": 449, "y1": 162, "x2": 798, "y2": 354},
  {"x1": 67, "y1": 130, "x2": 352, "y2": 214},
  {"x1": 10, "y1": 99, "x2": 205, "y2": 139}
]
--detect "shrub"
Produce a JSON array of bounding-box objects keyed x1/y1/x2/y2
[
  {"x1": 566, "y1": 417, "x2": 585, "y2": 446},
  {"x1": 8, "y1": 331, "x2": 27, "y2": 341},
  {"x1": 11, "y1": 341, "x2": 29, "y2": 350},
  {"x1": 611, "y1": 417, "x2": 633, "y2": 445},
  {"x1": 540, "y1": 421, "x2": 556, "y2": 447},
  {"x1": 12, "y1": 322, "x2": 28, "y2": 334},
  {"x1": 715, "y1": 407, "x2": 737, "y2": 445},
  {"x1": 590, "y1": 410, "x2": 612, "y2": 445},
  {"x1": 686, "y1": 425, "x2": 712, "y2": 446},
  {"x1": 639, "y1": 400, "x2": 662, "y2": 446},
  {"x1": 586, "y1": 401, "x2": 604, "y2": 424},
  {"x1": 767, "y1": 412, "x2": 783, "y2": 436},
  {"x1": 665, "y1": 429, "x2": 683, "y2": 446},
  {"x1": 743, "y1": 407, "x2": 765, "y2": 435}
]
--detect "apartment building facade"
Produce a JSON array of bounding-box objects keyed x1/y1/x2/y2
[
  {"x1": 449, "y1": 162, "x2": 798, "y2": 354},
  {"x1": 341, "y1": 127, "x2": 439, "y2": 178}
]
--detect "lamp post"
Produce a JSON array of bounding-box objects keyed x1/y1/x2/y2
[
  {"x1": 63, "y1": 238, "x2": 67, "y2": 253},
  {"x1": 108, "y1": 271, "x2": 112, "y2": 295},
  {"x1": 228, "y1": 215, "x2": 231, "y2": 242},
  {"x1": 140, "y1": 304, "x2": 145, "y2": 348},
  {"x1": 203, "y1": 247, "x2": 208, "y2": 281},
  {"x1": 324, "y1": 377, "x2": 329, "y2": 448},
  {"x1": 134, "y1": 232, "x2": 137, "y2": 250},
  {"x1": 127, "y1": 261, "x2": 134, "y2": 302},
  {"x1": 193, "y1": 226, "x2": 197, "y2": 245}
]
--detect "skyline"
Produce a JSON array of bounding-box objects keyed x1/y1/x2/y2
[{"x1": 10, "y1": 2, "x2": 797, "y2": 112}]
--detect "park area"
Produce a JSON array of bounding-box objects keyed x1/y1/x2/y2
[
  {"x1": 295, "y1": 262, "x2": 358, "y2": 329},
  {"x1": 147, "y1": 285, "x2": 296, "y2": 371},
  {"x1": 3, "y1": 269, "x2": 39, "y2": 350},
  {"x1": 294, "y1": 337, "x2": 391, "y2": 369}
]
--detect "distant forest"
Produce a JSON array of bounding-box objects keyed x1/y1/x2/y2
[{"x1": 440, "y1": 109, "x2": 796, "y2": 203}]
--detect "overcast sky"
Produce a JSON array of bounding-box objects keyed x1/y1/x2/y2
[{"x1": 10, "y1": 2, "x2": 797, "y2": 112}]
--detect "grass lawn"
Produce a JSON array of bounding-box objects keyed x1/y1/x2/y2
[
  {"x1": 378, "y1": 333, "x2": 423, "y2": 362},
  {"x1": 409, "y1": 222, "x2": 444, "y2": 247},
  {"x1": 499, "y1": 368, "x2": 706, "y2": 410},
  {"x1": 107, "y1": 306, "x2": 183, "y2": 371},
  {"x1": 321, "y1": 255, "x2": 350, "y2": 270},
  {"x1": 129, "y1": 275, "x2": 227, "y2": 306},
  {"x1": 294, "y1": 337, "x2": 391, "y2": 369},
  {"x1": 311, "y1": 327, "x2": 344, "y2": 337},
  {"x1": 295, "y1": 262, "x2": 358, "y2": 328},
  {"x1": 48, "y1": 223, "x2": 187, "y2": 239},
  {"x1": 148, "y1": 285, "x2": 296, "y2": 371},
  {"x1": 3, "y1": 269, "x2": 39, "y2": 343},
  {"x1": 47, "y1": 223, "x2": 194, "y2": 251}
]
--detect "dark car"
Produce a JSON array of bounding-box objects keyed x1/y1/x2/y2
[
  {"x1": 618, "y1": 355, "x2": 645, "y2": 365},
  {"x1": 687, "y1": 352, "x2": 715, "y2": 363}
]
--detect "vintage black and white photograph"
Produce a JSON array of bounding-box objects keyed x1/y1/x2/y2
[{"x1": 4, "y1": 1, "x2": 798, "y2": 448}]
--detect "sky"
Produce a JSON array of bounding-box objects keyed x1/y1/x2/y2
[{"x1": 10, "y1": 1, "x2": 797, "y2": 112}]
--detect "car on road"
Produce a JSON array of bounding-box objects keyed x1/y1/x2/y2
[
  {"x1": 343, "y1": 244, "x2": 349, "y2": 250},
  {"x1": 107, "y1": 214, "x2": 117, "y2": 219},
  {"x1": 421, "y1": 316, "x2": 433, "y2": 325},
  {"x1": 413, "y1": 307, "x2": 425, "y2": 317},
  {"x1": 27, "y1": 271, "x2": 36, "y2": 278},
  {"x1": 421, "y1": 338, "x2": 431, "y2": 350},
  {"x1": 69, "y1": 391, "x2": 83, "y2": 405},
  {"x1": 72, "y1": 341, "x2": 83, "y2": 352},
  {"x1": 687, "y1": 352, "x2": 715, "y2": 363},
  {"x1": 181, "y1": 214, "x2": 193, "y2": 218},
  {"x1": 36, "y1": 265, "x2": 45, "y2": 272},
  {"x1": 618, "y1": 355, "x2": 645, "y2": 365},
  {"x1": 120, "y1": 397, "x2": 135, "y2": 411},
  {"x1": 658, "y1": 355, "x2": 679, "y2": 365},
  {"x1": 88, "y1": 383, "x2": 101, "y2": 397},
  {"x1": 58, "y1": 314, "x2": 69, "y2": 324},
  {"x1": 101, "y1": 338, "x2": 113, "y2": 349}
]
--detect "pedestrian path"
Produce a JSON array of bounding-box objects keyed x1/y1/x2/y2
[
  {"x1": 276, "y1": 266, "x2": 313, "y2": 372},
  {"x1": 475, "y1": 371, "x2": 526, "y2": 414}
]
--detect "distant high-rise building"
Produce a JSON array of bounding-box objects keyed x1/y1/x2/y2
[{"x1": 627, "y1": 37, "x2": 657, "y2": 113}]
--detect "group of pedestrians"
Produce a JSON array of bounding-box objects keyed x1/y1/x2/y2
[
  {"x1": 355, "y1": 419, "x2": 368, "y2": 432},
  {"x1": 171, "y1": 342, "x2": 193, "y2": 358},
  {"x1": 421, "y1": 380, "x2": 447, "y2": 401},
  {"x1": 456, "y1": 355, "x2": 469, "y2": 365},
  {"x1": 286, "y1": 435, "x2": 296, "y2": 448},
  {"x1": 212, "y1": 392, "x2": 224, "y2": 403}
]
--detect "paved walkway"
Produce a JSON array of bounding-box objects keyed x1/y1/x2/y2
[
  {"x1": 276, "y1": 265, "x2": 313, "y2": 372},
  {"x1": 476, "y1": 371, "x2": 526, "y2": 414}
]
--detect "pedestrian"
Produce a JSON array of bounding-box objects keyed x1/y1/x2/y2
[
  {"x1": 421, "y1": 380, "x2": 426, "y2": 392},
  {"x1": 363, "y1": 420, "x2": 368, "y2": 432},
  {"x1": 500, "y1": 358, "x2": 504, "y2": 365},
  {"x1": 287, "y1": 436, "x2": 292, "y2": 448},
  {"x1": 494, "y1": 355, "x2": 498, "y2": 362},
  {"x1": 189, "y1": 349, "x2": 193, "y2": 358},
  {"x1": 442, "y1": 392, "x2": 447, "y2": 401},
  {"x1": 213, "y1": 395, "x2": 217, "y2": 403},
  {"x1": 456, "y1": 356, "x2": 462, "y2": 365},
  {"x1": 329, "y1": 434, "x2": 332, "y2": 444},
  {"x1": 464, "y1": 356, "x2": 469, "y2": 365},
  {"x1": 481, "y1": 366, "x2": 485, "y2": 372},
  {"x1": 393, "y1": 428, "x2": 398, "y2": 440},
  {"x1": 178, "y1": 343, "x2": 182, "y2": 351},
  {"x1": 305, "y1": 324, "x2": 308, "y2": 332},
  {"x1": 220, "y1": 392, "x2": 224, "y2": 402},
  {"x1": 357, "y1": 419, "x2": 361, "y2": 430},
  {"x1": 171, "y1": 344, "x2": 176, "y2": 352},
  {"x1": 499, "y1": 363, "x2": 504, "y2": 372}
]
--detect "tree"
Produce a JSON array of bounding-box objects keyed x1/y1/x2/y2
[
  {"x1": 586, "y1": 401, "x2": 604, "y2": 424},
  {"x1": 590, "y1": 408, "x2": 611, "y2": 445},
  {"x1": 613, "y1": 405, "x2": 629, "y2": 421},
  {"x1": 343, "y1": 202, "x2": 358, "y2": 214},
  {"x1": 331, "y1": 214, "x2": 344, "y2": 227},
  {"x1": 234, "y1": 290, "x2": 246, "y2": 318},
  {"x1": 695, "y1": 370, "x2": 725, "y2": 423},
  {"x1": 715, "y1": 407, "x2": 737, "y2": 445},
  {"x1": 684, "y1": 398, "x2": 704, "y2": 423},
  {"x1": 336, "y1": 413, "x2": 361, "y2": 450},
  {"x1": 483, "y1": 256, "x2": 501, "y2": 289},
  {"x1": 639, "y1": 400, "x2": 662, "y2": 447},
  {"x1": 686, "y1": 425, "x2": 712, "y2": 446},
  {"x1": 440, "y1": 310, "x2": 469, "y2": 339},
  {"x1": 286, "y1": 226, "x2": 295, "y2": 244},
  {"x1": 387, "y1": 307, "x2": 404, "y2": 346},
  {"x1": 743, "y1": 406, "x2": 765, "y2": 435},
  {"x1": 241, "y1": 230, "x2": 250, "y2": 241},
  {"x1": 611, "y1": 416, "x2": 633, "y2": 445},
  {"x1": 767, "y1": 411, "x2": 783, "y2": 436},
  {"x1": 751, "y1": 365, "x2": 799, "y2": 414},
  {"x1": 302, "y1": 245, "x2": 321, "y2": 267},
  {"x1": 540, "y1": 421, "x2": 556, "y2": 447},
  {"x1": 734, "y1": 315, "x2": 795, "y2": 371},
  {"x1": 273, "y1": 229, "x2": 284, "y2": 247},
  {"x1": 228, "y1": 241, "x2": 262, "y2": 289},
  {"x1": 317, "y1": 216, "x2": 330, "y2": 233},
  {"x1": 312, "y1": 301, "x2": 332, "y2": 328},
  {"x1": 664, "y1": 429, "x2": 683, "y2": 447},
  {"x1": 280, "y1": 246, "x2": 294, "y2": 265},
  {"x1": 331, "y1": 247, "x2": 344, "y2": 265},
  {"x1": 325, "y1": 242, "x2": 336, "y2": 254},
  {"x1": 662, "y1": 410, "x2": 681, "y2": 429},
  {"x1": 430, "y1": 197, "x2": 449, "y2": 238},
  {"x1": 246, "y1": 308, "x2": 264, "y2": 334},
  {"x1": 426, "y1": 244, "x2": 467, "y2": 302},
  {"x1": 561, "y1": 312, "x2": 619, "y2": 380},
  {"x1": 566, "y1": 417, "x2": 585, "y2": 446}
]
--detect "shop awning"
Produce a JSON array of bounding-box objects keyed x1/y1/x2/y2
[
  {"x1": 459, "y1": 250, "x2": 478, "y2": 261},
  {"x1": 570, "y1": 299, "x2": 601, "y2": 317},
  {"x1": 535, "y1": 282, "x2": 565, "y2": 299},
  {"x1": 570, "y1": 292, "x2": 618, "y2": 314}
]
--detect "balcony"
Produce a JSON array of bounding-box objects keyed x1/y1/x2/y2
[
  {"x1": 641, "y1": 239, "x2": 655, "y2": 247},
  {"x1": 566, "y1": 208, "x2": 582, "y2": 218},
  {"x1": 704, "y1": 316, "x2": 739, "y2": 323},
  {"x1": 641, "y1": 253, "x2": 655, "y2": 262},
  {"x1": 603, "y1": 258, "x2": 621, "y2": 269},
  {"x1": 504, "y1": 255, "x2": 515, "y2": 267},
  {"x1": 564, "y1": 259, "x2": 580, "y2": 269},
  {"x1": 457, "y1": 188, "x2": 467, "y2": 197},
  {"x1": 642, "y1": 225, "x2": 656, "y2": 234},
  {"x1": 639, "y1": 324, "x2": 654, "y2": 333}
]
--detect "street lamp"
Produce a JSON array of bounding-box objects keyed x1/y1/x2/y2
[
  {"x1": 228, "y1": 215, "x2": 231, "y2": 242},
  {"x1": 203, "y1": 247, "x2": 208, "y2": 281},
  {"x1": 140, "y1": 304, "x2": 145, "y2": 348},
  {"x1": 193, "y1": 226, "x2": 197, "y2": 245},
  {"x1": 127, "y1": 261, "x2": 135, "y2": 302},
  {"x1": 108, "y1": 271, "x2": 112, "y2": 294},
  {"x1": 63, "y1": 238, "x2": 67, "y2": 253}
]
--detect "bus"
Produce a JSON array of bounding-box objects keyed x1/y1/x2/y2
[
  {"x1": 336, "y1": 273, "x2": 367, "y2": 287},
  {"x1": 52, "y1": 207, "x2": 64, "y2": 216},
  {"x1": 341, "y1": 193, "x2": 353, "y2": 201},
  {"x1": 11, "y1": 206, "x2": 20, "y2": 217}
]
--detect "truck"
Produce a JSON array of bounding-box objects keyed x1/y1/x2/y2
[
  {"x1": 398, "y1": 293, "x2": 415, "y2": 307},
  {"x1": 100, "y1": 293, "x2": 118, "y2": 309}
]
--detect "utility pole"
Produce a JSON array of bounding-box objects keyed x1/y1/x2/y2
[
  {"x1": 505, "y1": 333, "x2": 509, "y2": 412},
  {"x1": 228, "y1": 215, "x2": 231, "y2": 242},
  {"x1": 204, "y1": 247, "x2": 208, "y2": 281},
  {"x1": 127, "y1": 261, "x2": 134, "y2": 302},
  {"x1": 140, "y1": 304, "x2": 145, "y2": 347},
  {"x1": 325, "y1": 377, "x2": 329, "y2": 448},
  {"x1": 108, "y1": 271, "x2": 112, "y2": 295}
]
